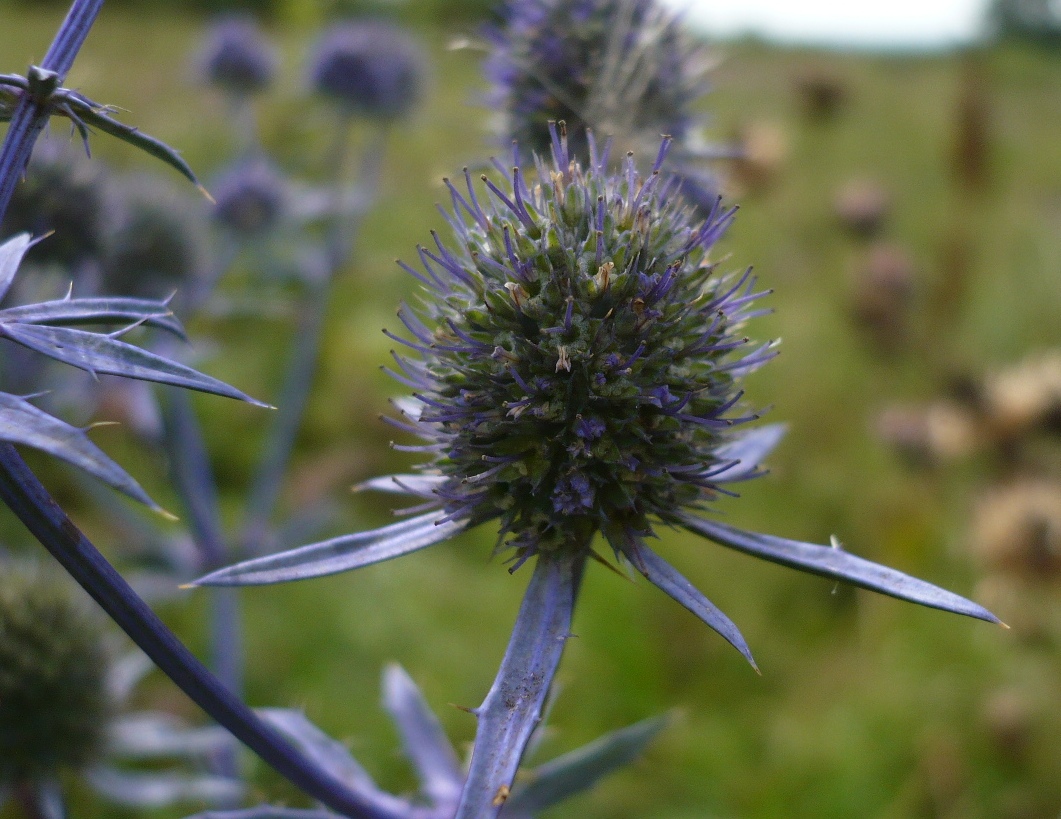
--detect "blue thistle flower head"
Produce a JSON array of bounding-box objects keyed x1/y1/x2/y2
[
  {"x1": 196, "y1": 128, "x2": 999, "y2": 818},
  {"x1": 196, "y1": 15, "x2": 277, "y2": 97},
  {"x1": 309, "y1": 21, "x2": 427, "y2": 121},
  {"x1": 386, "y1": 126, "x2": 765, "y2": 563},
  {"x1": 211, "y1": 158, "x2": 288, "y2": 236},
  {"x1": 484, "y1": 0, "x2": 710, "y2": 165}
]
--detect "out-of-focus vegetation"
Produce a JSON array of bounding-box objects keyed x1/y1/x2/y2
[
  {"x1": 2, "y1": 4, "x2": 1061, "y2": 818},
  {"x1": 0, "y1": 0, "x2": 498, "y2": 26},
  {"x1": 989, "y1": 0, "x2": 1061, "y2": 45}
]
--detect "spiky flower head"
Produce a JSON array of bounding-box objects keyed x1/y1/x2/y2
[
  {"x1": 309, "y1": 21, "x2": 426, "y2": 120},
  {"x1": 0, "y1": 560, "x2": 112, "y2": 780},
  {"x1": 211, "y1": 158, "x2": 288, "y2": 236},
  {"x1": 101, "y1": 174, "x2": 207, "y2": 300},
  {"x1": 485, "y1": 0, "x2": 710, "y2": 165},
  {"x1": 196, "y1": 15, "x2": 277, "y2": 97},
  {"x1": 0, "y1": 137, "x2": 106, "y2": 271},
  {"x1": 388, "y1": 127, "x2": 769, "y2": 561}
]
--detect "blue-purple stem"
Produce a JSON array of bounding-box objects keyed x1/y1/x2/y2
[
  {"x1": 455, "y1": 552, "x2": 583, "y2": 819},
  {"x1": 238, "y1": 123, "x2": 386, "y2": 556},
  {"x1": 0, "y1": 0, "x2": 102, "y2": 217},
  {"x1": 0, "y1": 443, "x2": 403, "y2": 819},
  {"x1": 160, "y1": 387, "x2": 244, "y2": 786}
]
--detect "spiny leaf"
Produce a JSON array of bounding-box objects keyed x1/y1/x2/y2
[
  {"x1": 0, "y1": 323, "x2": 266, "y2": 406},
  {"x1": 0, "y1": 391, "x2": 159, "y2": 509},
  {"x1": 1, "y1": 296, "x2": 185, "y2": 338}
]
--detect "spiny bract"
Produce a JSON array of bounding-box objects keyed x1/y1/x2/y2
[{"x1": 387, "y1": 126, "x2": 772, "y2": 563}]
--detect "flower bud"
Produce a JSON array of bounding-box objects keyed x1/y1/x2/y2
[{"x1": 0, "y1": 561, "x2": 112, "y2": 780}]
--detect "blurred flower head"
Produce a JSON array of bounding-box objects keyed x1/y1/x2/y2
[
  {"x1": 102, "y1": 174, "x2": 207, "y2": 300},
  {"x1": 0, "y1": 137, "x2": 107, "y2": 273},
  {"x1": 195, "y1": 15, "x2": 277, "y2": 97},
  {"x1": 211, "y1": 158, "x2": 288, "y2": 236},
  {"x1": 484, "y1": 0, "x2": 711, "y2": 165},
  {"x1": 0, "y1": 557, "x2": 241, "y2": 812},
  {"x1": 973, "y1": 479, "x2": 1061, "y2": 579},
  {"x1": 309, "y1": 21, "x2": 426, "y2": 120},
  {"x1": 0, "y1": 560, "x2": 111, "y2": 780}
]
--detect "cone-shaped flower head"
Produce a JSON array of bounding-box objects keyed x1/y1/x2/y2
[
  {"x1": 0, "y1": 561, "x2": 112, "y2": 780},
  {"x1": 309, "y1": 20, "x2": 427, "y2": 120},
  {"x1": 0, "y1": 137, "x2": 106, "y2": 271},
  {"x1": 196, "y1": 15, "x2": 277, "y2": 97},
  {"x1": 485, "y1": 0, "x2": 710, "y2": 165},
  {"x1": 211, "y1": 158, "x2": 288, "y2": 236},
  {"x1": 387, "y1": 127, "x2": 765, "y2": 562}
]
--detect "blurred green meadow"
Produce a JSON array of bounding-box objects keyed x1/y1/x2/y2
[{"x1": 2, "y1": 3, "x2": 1061, "y2": 817}]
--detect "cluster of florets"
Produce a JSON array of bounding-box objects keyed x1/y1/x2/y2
[
  {"x1": 389, "y1": 128, "x2": 771, "y2": 561},
  {"x1": 0, "y1": 562, "x2": 112, "y2": 779},
  {"x1": 309, "y1": 21, "x2": 426, "y2": 120},
  {"x1": 484, "y1": 0, "x2": 708, "y2": 164},
  {"x1": 196, "y1": 15, "x2": 277, "y2": 97}
]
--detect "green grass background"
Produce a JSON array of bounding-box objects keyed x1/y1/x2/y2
[{"x1": 2, "y1": 4, "x2": 1060, "y2": 818}]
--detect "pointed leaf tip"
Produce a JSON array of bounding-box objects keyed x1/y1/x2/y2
[
  {"x1": 617, "y1": 535, "x2": 757, "y2": 670},
  {"x1": 680, "y1": 514, "x2": 1002, "y2": 625}
]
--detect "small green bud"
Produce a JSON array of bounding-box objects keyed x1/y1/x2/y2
[{"x1": 0, "y1": 561, "x2": 112, "y2": 780}]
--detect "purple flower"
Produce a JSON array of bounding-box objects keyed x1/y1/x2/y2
[
  {"x1": 309, "y1": 21, "x2": 426, "y2": 120},
  {"x1": 196, "y1": 16, "x2": 277, "y2": 97},
  {"x1": 194, "y1": 130, "x2": 999, "y2": 818},
  {"x1": 483, "y1": 0, "x2": 723, "y2": 182},
  {"x1": 211, "y1": 158, "x2": 288, "y2": 236}
]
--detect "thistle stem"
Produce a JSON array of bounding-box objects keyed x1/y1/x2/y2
[
  {"x1": 0, "y1": 444, "x2": 406, "y2": 819},
  {"x1": 238, "y1": 124, "x2": 387, "y2": 556},
  {"x1": 0, "y1": 0, "x2": 103, "y2": 218}
]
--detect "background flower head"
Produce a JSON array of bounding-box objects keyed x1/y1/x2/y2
[
  {"x1": 195, "y1": 15, "x2": 277, "y2": 97},
  {"x1": 484, "y1": 0, "x2": 713, "y2": 167},
  {"x1": 309, "y1": 20, "x2": 427, "y2": 121}
]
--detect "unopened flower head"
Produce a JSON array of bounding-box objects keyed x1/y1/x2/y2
[
  {"x1": 196, "y1": 15, "x2": 277, "y2": 96},
  {"x1": 0, "y1": 137, "x2": 106, "y2": 271},
  {"x1": 211, "y1": 158, "x2": 288, "y2": 236},
  {"x1": 485, "y1": 0, "x2": 710, "y2": 164},
  {"x1": 388, "y1": 127, "x2": 770, "y2": 562},
  {"x1": 102, "y1": 174, "x2": 207, "y2": 299},
  {"x1": 0, "y1": 561, "x2": 112, "y2": 780},
  {"x1": 309, "y1": 21, "x2": 426, "y2": 120}
]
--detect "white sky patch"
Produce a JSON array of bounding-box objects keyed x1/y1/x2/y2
[{"x1": 660, "y1": 0, "x2": 993, "y2": 49}]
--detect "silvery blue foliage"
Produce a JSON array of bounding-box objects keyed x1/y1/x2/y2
[
  {"x1": 309, "y1": 21, "x2": 427, "y2": 120},
  {"x1": 194, "y1": 129, "x2": 999, "y2": 816},
  {"x1": 0, "y1": 232, "x2": 263, "y2": 509},
  {"x1": 196, "y1": 16, "x2": 278, "y2": 97},
  {"x1": 180, "y1": 664, "x2": 668, "y2": 819}
]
